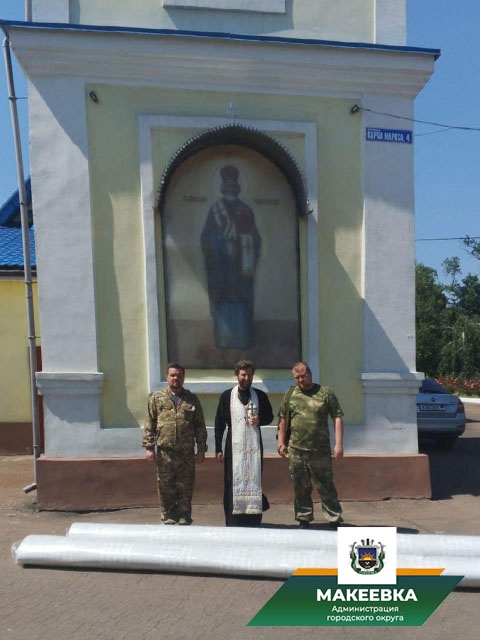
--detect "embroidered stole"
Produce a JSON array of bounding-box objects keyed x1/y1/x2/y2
[{"x1": 230, "y1": 386, "x2": 262, "y2": 514}]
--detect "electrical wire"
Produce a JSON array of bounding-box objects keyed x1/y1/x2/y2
[
  {"x1": 351, "y1": 104, "x2": 480, "y2": 133},
  {"x1": 415, "y1": 127, "x2": 456, "y2": 137},
  {"x1": 416, "y1": 236, "x2": 480, "y2": 242}
]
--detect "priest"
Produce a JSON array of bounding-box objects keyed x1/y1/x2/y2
[{"x1": 215, "y1": 360, "x2": 274, "y2": 526}]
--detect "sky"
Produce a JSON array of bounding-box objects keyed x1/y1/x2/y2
[{"x1": 0, "y1": 0, "x2": 479, "y2": 283}]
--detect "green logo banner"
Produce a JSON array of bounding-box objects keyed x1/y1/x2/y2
[{"x1": 248, "y1": 574, "x2": 462, "y2": 627}]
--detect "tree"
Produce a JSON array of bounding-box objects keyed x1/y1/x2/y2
[
  {"x1": 463, "y1": 236, "x2": 480, "y2": 262},
  {"x1": 415, "y1": 264, "x2": 450, "y2": 375},
  {"x1": 456, "y1": 273, "x2": 480, "y2": 317},
  {"x1": 416, "y1": 263, "x2": 480, "y2": 377},
  {"x1": 442, "y1": 256, "x2": 461, "y2": 305},
  {"x1": 442, "y1": 256, "x2": 461, "y2": 286},
  {"x1": 439, "y1": 314, "x2": 480, "y2": 377}
]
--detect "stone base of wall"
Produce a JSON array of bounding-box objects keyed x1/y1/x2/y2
[
  {"x1": 36, "y1": 454, "x2": 431, "y2": 511},
  {"x1": 0, "y1": 423, "x2": 33, "y2": 455}
]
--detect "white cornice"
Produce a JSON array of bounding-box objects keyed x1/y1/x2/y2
[
  {"x1": 9, "y1": 26, "x2": 436, "y2": 99},
  {"x1": 36, "y1": 372, "x2": 104, "y2": 396},
  {"x1": 361, "y1": 372, "x2": 424, "y2": 396}
]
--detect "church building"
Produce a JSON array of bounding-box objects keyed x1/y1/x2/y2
[{"x1": 3, "y1": 1, "x2": 438, "y2": 509}]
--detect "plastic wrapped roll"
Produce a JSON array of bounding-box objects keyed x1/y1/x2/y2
[
  {"x1": 12, "y1": 532, "x2": 480, "y2": 587},
  {"x1": 12, "y1": 534, "x2": 333, "y2": 578},
  {"x1": 67, "y1": 522, "x2": 480, "y2": 558},
  {"x1": 66, "y1": 522, "x2": 337, "y2": 549}
]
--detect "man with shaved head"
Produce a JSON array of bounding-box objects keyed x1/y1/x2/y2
[{"x1": 277, "y1": 361, "x2": 344, "y2": 529}]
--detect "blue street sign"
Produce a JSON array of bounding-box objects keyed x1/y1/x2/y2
[{"x1": 366, "y1": 128, "x2": 412, "y2": 144}]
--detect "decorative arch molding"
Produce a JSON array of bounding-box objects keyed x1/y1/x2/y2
[
  {"x1": 157, "y1": 123, "x2": 310, "y2": 218},
  {"x1": 138, "y1": 115, "x2": 319, "y2": 391}
]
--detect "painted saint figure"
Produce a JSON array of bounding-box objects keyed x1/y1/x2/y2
[{"x1": 201, "y1": 165, "x2": 261, "y2": 349}]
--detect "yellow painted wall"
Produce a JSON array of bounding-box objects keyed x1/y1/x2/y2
[
  {"x1": 0, "y1": 279, "x2": 40, "y2": 421},
  {"x1": 71, "y1": 0, "x2": 375, "y2": 43},
  {"x1": 86, "y1": 84, "x2": 363, "y2": 428}
]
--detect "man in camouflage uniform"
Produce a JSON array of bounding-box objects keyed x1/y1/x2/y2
[
  {"x1": 277, "y1": 361, "x2": 343, "y2": 528},
  {"x1": 143, "y1": 363, "x2": 207, "y2": 525}
]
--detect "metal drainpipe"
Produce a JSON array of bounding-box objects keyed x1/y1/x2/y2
[
  {"x1": 2, "y1": 27, "x2": 40, "y2": 493},
  {"x1": 25, "y1": 1, "x2": 32, "y2": 22}
]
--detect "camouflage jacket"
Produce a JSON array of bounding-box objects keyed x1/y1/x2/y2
[
  {"x1": 278, "y1": 384, "x2": 343, "y2": 452},
  {"x1": 143, "y1": 388, "x2": 208, "y2": 454}
]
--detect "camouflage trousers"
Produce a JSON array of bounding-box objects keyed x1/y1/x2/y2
[
  {"x1": 288, "y1": 447, "x2": 342, "y2": 523},
  {"x1": 156, "y1": 449, "x2": 195, "y2": 523}
]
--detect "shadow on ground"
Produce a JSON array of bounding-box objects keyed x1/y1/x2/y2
[{"x1": 420, "y1": 433, "x2": 480, "y2": 499}]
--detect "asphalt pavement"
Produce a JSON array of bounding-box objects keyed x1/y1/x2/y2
[{"x1": 1, "y1": 402, "x2": 480, "y2": 640}]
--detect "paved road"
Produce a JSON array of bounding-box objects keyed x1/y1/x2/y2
[{"x1": 1, "y1": 403, "x2": 479, "y2": 640}]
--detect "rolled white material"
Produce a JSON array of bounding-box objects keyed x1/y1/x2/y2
[
  {"x1": 12, "y1": 534, "x2": 333, "y2": 579},
  {"x1": 396, "y1": 556, "x2": 480, "y2": 587},
  {"x1": 66, "y1": 523, "x2": 337, "y2": 549},
  {"x1": 12, "y1": 529, "x2": 480, "y2": 587},
  {"x1": 67, "y1": 522, "x2": 480, "y2": 558},
  {"x1": 397, "y1": 533, "x2": 480, "y2": 558}
]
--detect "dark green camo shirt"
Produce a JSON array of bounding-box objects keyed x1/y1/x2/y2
[{"x1": 278, "y1": 384, "x2": 343, "y2": 452}]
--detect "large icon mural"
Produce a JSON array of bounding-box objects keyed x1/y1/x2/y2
[
  {"x1": 201, "y1": 164, "x2": 260, "y2": 350},
  {"x1": 160, "y1": 145, "x2": 301, "y2": 368}
]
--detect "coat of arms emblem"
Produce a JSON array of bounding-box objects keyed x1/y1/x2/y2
[{"x1": 350, "y1": 538, "x2": 386, "y2": 575}]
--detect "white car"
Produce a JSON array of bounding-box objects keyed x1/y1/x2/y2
[{"x1": 417, "y1": 378, "x2": 466, "y2": 448}]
